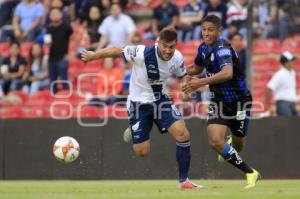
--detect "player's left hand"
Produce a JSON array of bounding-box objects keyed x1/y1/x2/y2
[
  {"x1": 81, "y1": 49, "x2": 96, "y2": 62},
  {"x1": 182, "y1": 77, "x2": 206, "y2": 94}
]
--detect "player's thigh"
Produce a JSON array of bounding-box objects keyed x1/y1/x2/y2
[
  {"x1": 128, "y1": 103, "x2": 154, "y2": 144},
  {"x1": 167, "y1": 119, "x2": 190, "y2": 142},
  {"x1": 207, "y1": 124, "x2": 228, "y2": 149}
]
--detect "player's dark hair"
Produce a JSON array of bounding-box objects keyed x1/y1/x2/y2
[
  {"x1": 201, "y1": 15, "x2": 222, "y2": 28},
  {"x1": 159, "y1": 26, "x2": 178, "y2": 42}
]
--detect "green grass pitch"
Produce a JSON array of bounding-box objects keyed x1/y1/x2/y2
[{"x1": 0, "y1": 180, "x2": 299, "y2": 199}]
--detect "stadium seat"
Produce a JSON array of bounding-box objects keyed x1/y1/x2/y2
[
  {"x1": 30, "y1": 90, "x2": 53, "y2": 105},
  {"x1": 26, "y1": 107, "x2": 50, "y2": 118},
  {"x1": 0, "y1": 106, "x2": 25, "y2": 118},
  {"x1": 20, "y1": 42, "x2": 33, "y2": 57},
  {"x1": 76, "y1": 105, "x2": 106, "y2": 118},
  {"x1": 0, "y1": 42, "x2": 9, "y2": 56},
  {"x1": 50, "y1": 103, "x2": 73, "y2": 119},
  {"x1": 281, "y1": 38, "x2": 300, "y2": 53},
  {"x1": 253, "y1": 39, "x2": 281, "y2": 54},
  {"x1": 53, "y1": 90, "x2": 85, "y2": 105},
  {"x1": 253, "y1": 57, "x2": 280, "y2": 71},
  {"x1": 174, "y1": 0, "x2": 187, "y2": 7},
  {"x1": 294, "y1": 58, "x2": 300, "y2": 71}
]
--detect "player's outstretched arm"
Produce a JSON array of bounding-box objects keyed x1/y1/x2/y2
[
  {"x1": 81, "y1": 47, "x2": 123, "y2": 62},
  {"x1": 182, "y1": 65, "x2": 232, "y2": 94},
  {"x1": 186, "y1": 64, "x2": 204, "y2": 76}
]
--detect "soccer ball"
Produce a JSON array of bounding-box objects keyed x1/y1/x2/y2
[{"x1": 53, "y1": 136, "x2": 80, "y2": 163}]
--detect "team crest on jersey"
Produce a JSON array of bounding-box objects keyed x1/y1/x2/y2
[
  {"x1": 169, "y1": 65, "x2": 175, "y2": 73},
  {"x1": 211, "y1": 53, "x2": 215, "y2": 61}
]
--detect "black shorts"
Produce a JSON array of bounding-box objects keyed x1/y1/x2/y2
[{"x1": 207, "y1": 100, "x2": 252, "y2": 137}]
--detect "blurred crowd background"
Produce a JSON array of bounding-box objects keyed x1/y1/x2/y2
[{"x1": 0, "y1": 0, "x2": 299, "y2": 118}]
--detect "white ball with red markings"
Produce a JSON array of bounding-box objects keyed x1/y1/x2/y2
[{"x1": 53, "y1": 136, "x2": 80, "y2": 163}]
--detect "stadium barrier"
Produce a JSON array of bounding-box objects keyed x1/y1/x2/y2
[{"x1": 0, "y1": 117, "x2": 299, "y2": 179}]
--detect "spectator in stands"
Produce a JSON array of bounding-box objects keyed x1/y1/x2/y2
[
  {"x1": 0, "y1": 0, "x2": 20, "y2": 28},
  {"x1": 89, "y1": 57, "x2": 124, "y2": 105},
  {"x1": 144, "y1": 0, "x2": 179, "y2": 40},
  {"x1": 12, "y1": 0, "x2": 44, "y2": 42},
  {"x1": 0, "y1": 40, "x2": 26, "y2": 95},
  {"x1": 204, "y1": 0, "x2": 227, "y2": 29},
  {"x1": 46, "y1": 8, "x2": 73, "y2": 94},
  {"x1": 97, "y1": 3, "x2": 136, "y2": 49},
  {"x1": 22, "y1": 43, "x2": 49, "y2": 95},
  {"x1": 45, "y1": 0, "x2": 71, "y2": 25},
  {"x1": 178, "y1": 0, "x2": 206, "y2": 41},
  {"x1": 230, "y1": 33, "x2": 246, "y2": 76},
  {"x1": 252, "y1": 0, "x2": 277, "y2": 39},
  {"x1": 44, "y1": 0, "x2": 76, "y2": 22},
  {"x1": 86, "y1": 6, "x2": 103, "y2": 49},
  {"x1": 92, "y1": 0, "x2": 128, "y2": 11},
  {"x1": 266, "y1": 0, "x2": 300, "y2": 42},
  {"x1": 265, "y1": 51, "x2": 298, "y2": 116},
  {"x1": 226, "y1": 0, "x2": 248, "y2": 38}
]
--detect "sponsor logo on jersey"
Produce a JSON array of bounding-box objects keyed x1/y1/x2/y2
[{"x1": 217, "y1": 48, "x2": 231, "y2": 57}]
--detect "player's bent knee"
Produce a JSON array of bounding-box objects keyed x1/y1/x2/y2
[
  {"x1": 133, "y1": 146, "x2": 150, "y2": 158},
  {"x1": 208, "y1": 139, "x2": 224, "y2": 151},
  {"x1": 175, "y1": 130, "x2": 190, "y2": 142},
  {"x1": 135, "y1": 149, "x2": 150, "y2": 157}
]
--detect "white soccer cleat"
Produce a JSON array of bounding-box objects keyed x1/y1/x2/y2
[{"x1": 123, "y1": 127, "x2": 132, "y2": 143}]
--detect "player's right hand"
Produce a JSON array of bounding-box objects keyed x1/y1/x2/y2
[{"x1": 81, "y1": 49, "x2": 95, "y2": 62}]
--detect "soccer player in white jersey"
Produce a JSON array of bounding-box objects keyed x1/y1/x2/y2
[{"x1": 81, "y1": 27, "x2": 201, "y2": 189}]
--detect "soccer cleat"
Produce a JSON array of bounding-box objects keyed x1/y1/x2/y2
[
  {"x1": 218, "y1": 135, "x2": 233, "y2": 163},
  {"x1": 123, "y1": 127, "x2": 132, "y2": 143},
  {"x1": 179, "y1": 179, "x2": 203, "y2": 190},
  {"x1": 244, "y1": 169, "x2": 261, "y2": 189}
]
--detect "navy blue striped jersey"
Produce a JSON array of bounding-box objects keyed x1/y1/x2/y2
[{"x1": 194, "y1": 37, "x2": 251, "y2": 103}]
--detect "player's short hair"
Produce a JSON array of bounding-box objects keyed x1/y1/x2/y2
[
  {"x1": 201, "y1": 15, "x2": 222, "y2": 28},
  {"x1": 159, "y1": 27, "x2": 178, "y2": 42}
]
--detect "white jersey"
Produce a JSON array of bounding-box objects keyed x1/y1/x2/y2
[
  {"x1": 267, "y1": 67, "x2": 297, "y2": 102},
  {"x1": 123, "y1": 44, "x2": 186, "y2": 103}
]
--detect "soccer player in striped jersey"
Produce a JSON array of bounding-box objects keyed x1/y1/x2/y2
[{"x1": 182, "y1": 15, "x2": 260, "y2": 189}]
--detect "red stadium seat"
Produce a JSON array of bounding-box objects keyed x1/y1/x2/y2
[
  {"x1": 50, "y1": 103, "x2": 73, "y2": 119},
  {"x1": 281, "y1": 38, "x2": 300, "y2": 53},
  {"x1": 0, "y1": 106, "x2": 25, "y2": 118},
  {"x1": 53, "y1": 90, "x2": 85, "y2": 105},
  {"x1": 174, "y1": 0, "x2": 187, "y2": 7},
  {"x1": 29, "y1": 90, "x2": 53, "y2": 105},
  {"x1": 0, "y1": 42, "x2": 9, "y2": 56},
  {"x1": 26, "y1": 107, "x2": 50, "y2": 118},
  {"x1": 253, "y1": 39, "x2": 281, "y2": 54},
  {"x1": 253, "y1": 57, "x2": 280, "y2": 71},
  {"x1": 20, "y1": 42, "x2": 33, "y2": 57},
  {"x1": 76, "y1": 105, "x2": 106, "y2": 118}
]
